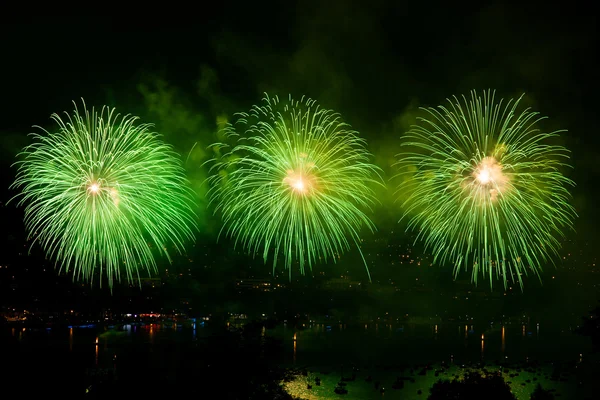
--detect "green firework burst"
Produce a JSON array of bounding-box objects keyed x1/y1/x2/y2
[
  {"x1": 394, "y1": 90, "x2": 576, "y2": 289},
  {"x1": 10, "y1": 101, "x2": 197, "y2": 289},
  {"x1": 207, "y1": 94, "x2": 382, "y2": 279}
]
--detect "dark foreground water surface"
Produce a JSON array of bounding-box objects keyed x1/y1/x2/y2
[{"x1": 1, "y1": 321, "x2": 597, "y2": 398}]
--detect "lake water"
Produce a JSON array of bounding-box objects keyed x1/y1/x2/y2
[
  {"x1": 277, "y1": 321, "x2": 590, "y2": 367},
  {"x1": 1, "y1": 321, "x2": 593, "y2": 397}
]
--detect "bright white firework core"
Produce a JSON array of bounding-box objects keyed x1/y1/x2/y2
[
  {"x1": 292, "y1": 178, "x2": 305, "y2": 192},
  {"x1": 89, "y1": 183, "x2": 100, "y2": 193},
  {"x1": 473, "y1": 156, "x2": 508, "y2": 201},
  {"x1": 284, "y1": 169, "x2": 313, "y2": 195},
  {"x1": 474, "y1": 157, "x2": 504, "y2": 186},
  {"x1": 477, "y1": 168, "x2": 492, "y2": 184}
]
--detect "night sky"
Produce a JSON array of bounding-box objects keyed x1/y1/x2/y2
[{"x1": 0, "y1": 5, "x2": 598, "y2": 313}]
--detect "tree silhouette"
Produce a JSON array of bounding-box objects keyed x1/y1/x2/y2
[
  {"x1": 575, "y1": 302, "x2": 600, "y2": 352},
  {"x1": 530, "y1": 383, "x2": 554, "y2": 400},
  {"x1": 428, "y1": 370, "x2": 516, "y2": 400}
]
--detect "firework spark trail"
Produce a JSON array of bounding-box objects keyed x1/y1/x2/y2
[
  {"x1": 207, "y1": 94, "x2": 382, "y2": 280},
  {"x1": 10, "y1": 100, "x2": 197, "y2": 289},
  {"x1": 394, "y1": 90, "x2": 576, "y2": 289}
]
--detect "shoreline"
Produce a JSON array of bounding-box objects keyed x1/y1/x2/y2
[{"x1": 282, "y1": 358, "x2": 596, "y2": 399}]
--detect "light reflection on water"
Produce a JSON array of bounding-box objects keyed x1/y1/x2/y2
[
  {"x1": 4, "y1": 321, "x2": 590, "y2": 372},
  {"x1": 3, "y1": 321, "x2": 207, "y2": 371},
  {"x1": 277, "y1": 322, "x2": 589, "y2": 367},
  {"x1": 293, "y1": 339, "x2": 297, "y2": 364},
  {"x1": 481, "y1": 333, "x2": 485, "y2": 356},
  {"x1": 501, "y1": 325, "x2": 506, "y2": 354}
]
